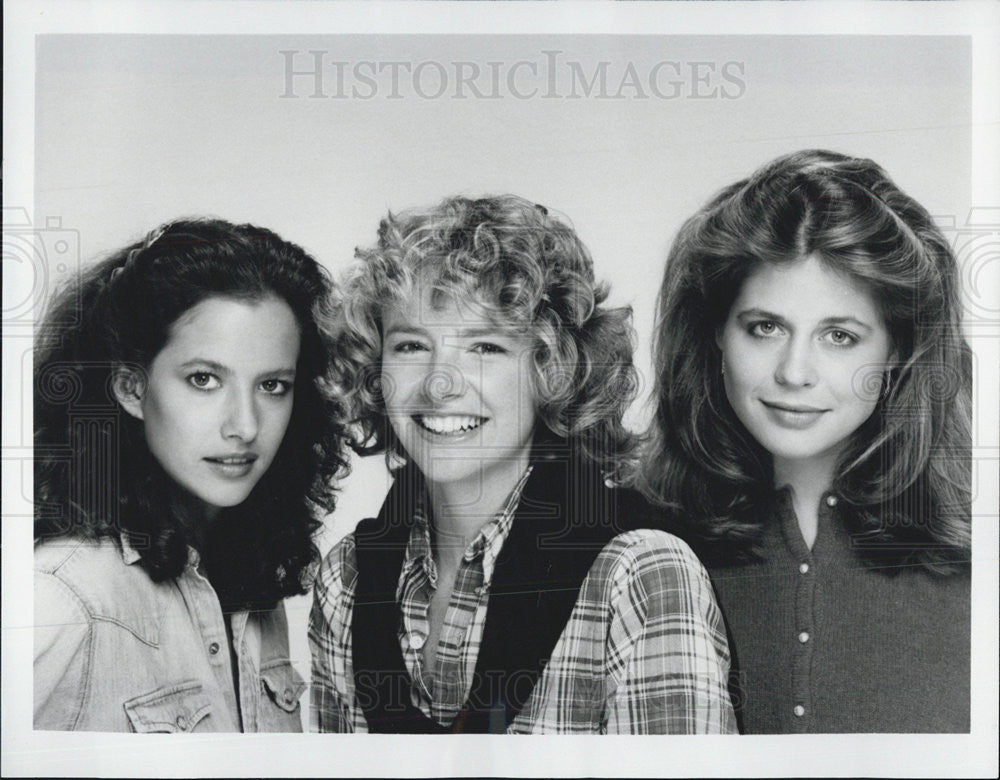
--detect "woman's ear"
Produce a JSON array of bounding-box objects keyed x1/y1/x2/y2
[{"x1": 111, "y1": 367, "x2": 146, "y2": 421}]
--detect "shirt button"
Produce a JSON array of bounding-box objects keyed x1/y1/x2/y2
[
  {"x1": 283, "y1": 689, "x2": 295, "y2": 705},
  {"x1": 208, "y1": 642, "x2": 221, "y2": 655},
  {"x1": 474, "y1": 586, "x2": 486, "y2": 596},
  {"x1": 799, "y1": 563, "x2": 810, "y2": 574},
  {"x1": 798, "y1": 631, "x2": 810, "y2": 643},
  {"x1": 175, "y1": 714, "x2": 188, "y2": 730},
  {"x1": 409, "y1": 633, "x2": 425, "y2": 650},
  {"x1": 793, "y1": 705, "x2": 805, "y2": 717},
  {"x1": 825, "y1": 495, "x2": 838, "y2": 507}
]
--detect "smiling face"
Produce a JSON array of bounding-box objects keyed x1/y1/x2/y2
[
  {"x1": 122, "y1": 296, "x2": 300, "y2": 519},
  {"x1": 717, "y1": 254, "x2": 895, "y2": 480},
  {"x1": 380, "y1": 285, "x2": 538, "y2": 491}
]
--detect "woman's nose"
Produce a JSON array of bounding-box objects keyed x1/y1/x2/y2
[
  {"x1": 774, "y1": 340, "x2": 818, "y2": 388},
  {"x1": 221, "y1": 390, "x2": 259, "y2": 442},
  {"x1": 422, "y1": 353, "x2": 465, "y2": 402}
]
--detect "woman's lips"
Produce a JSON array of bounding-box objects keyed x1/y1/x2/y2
[
  {"x1": 761, "y1": 400, "x2": 829, "y2": 429},
  {"x1": 412, "y1": 413, "x2": 488, "y2": 438},
  {"x1": 204, "y1": 454, "x2": 258, "y2": 478}
]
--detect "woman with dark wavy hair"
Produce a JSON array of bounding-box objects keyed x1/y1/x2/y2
[
  {"x1": 309, "y1": 195, "x2": 736, "y2": 733},
  {"x1": 34, "y1": 218, "x2": 349, "y2": 732},
  {"x1": 642, "y1": 150, "x2": 972, "y2": 733}
]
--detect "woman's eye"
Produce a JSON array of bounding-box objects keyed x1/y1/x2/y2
[
  {"x1": 471, "y1": 342, "x2": 507, "y2": 355},
  {"x1": 825, "y1": 329, "x2": 858, "y2": 347},
  {"x1": 393, "y1": 341, "x2": 427, "y2": 354},
  {"x1": 187, "y1": 372, "x2": 220, "y2": 390},
  {"x1": 260, "y1": 379, "x2": 292, "y2": 396},
  {"x1": 748, "y1": 321, "x2": 781, "y2": 338}
]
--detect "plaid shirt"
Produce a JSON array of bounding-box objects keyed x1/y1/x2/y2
[{"x1": 309, "y1": 470, "x2": 737, "y2": 734}]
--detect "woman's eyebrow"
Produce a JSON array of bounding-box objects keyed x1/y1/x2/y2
[
  {"x1": 734, "y1": 308, "x2": 787, "y2": 324},
  {"x1": 819, "y1": 316, "x2": 874, "y2": 332},
  {"x1": 178, "y1": 360, "x2": 296, "y2": 378},
  {"x1": 383, "y1": 324, "x2": 427, "y2": 338},
  {"x1": 454, "y1": 326, "x2": 512, "y2": 339},
  {"x1": 384, "y1": 324, "x2": 517, "y2": 339},
  {"x1": 259, "y1": 367, "x2": 297, "y2": 379},
  {"x1": 734, "y1": 309, "x2": 874, "y2": 332},
  {"x1": 179, "y1": 358, "x2": 231, "y2": 374}
]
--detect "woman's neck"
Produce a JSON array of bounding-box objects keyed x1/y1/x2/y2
[
  {"x1": 426, "y1": 454, "x2": 530, "y2": 571},
  {"x1": 773, "y1": 454, "x2": 837, "y2": 550}
]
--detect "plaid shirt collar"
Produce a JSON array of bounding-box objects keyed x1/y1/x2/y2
[{"x1": 402, "y1": 465, "x2": 534, "y2": 586}]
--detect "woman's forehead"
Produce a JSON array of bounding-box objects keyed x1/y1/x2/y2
[
  {"x1": 381, "y1": 284, "x2": 526, "y2": 336},
  {"x1": 734, "y1": 255, "x2": 885, "y2": 323}
]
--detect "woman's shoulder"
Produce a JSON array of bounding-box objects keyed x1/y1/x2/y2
[
  {"x1": 35, "y1": 534, "x2": 117, "y2": 571},
  {"x1": 35, "y1": 535, "x2": 130, "y2": 593},
  {"x1": 309, "y1": 531, "x2": 362, "y2": 657},
  {"x1": 313, "y1": 531, "x2": 360, "y2": 606},
  {"x1": 580, "y1": 526, "x2": 715, "y2": 615},
  {"x1": 34, "y1": 535, "x2": 158, "y2": 626},
  {"x1": 594, "y1": 527, "x2": 705, "y2": 576}
]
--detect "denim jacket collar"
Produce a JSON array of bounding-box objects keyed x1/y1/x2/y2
[
  {"x1": 120, "y1": 533, "x2": 202, "y2": 572},
  {"x1": 119, "y1": 533, "x2": 143, "y2": 565}
]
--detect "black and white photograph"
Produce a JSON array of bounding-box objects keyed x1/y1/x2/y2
[{"x1": 3, "y1": 1, "x2": 998, "y2": 777}]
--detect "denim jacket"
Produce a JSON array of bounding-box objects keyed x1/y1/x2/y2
[{"x1": 34, "y1": 535, "x2": 306, "y2": 732}]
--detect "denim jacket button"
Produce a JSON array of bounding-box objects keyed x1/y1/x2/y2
[{"x1": 175, "y1": 714, "x2": 188, "y2": 730}]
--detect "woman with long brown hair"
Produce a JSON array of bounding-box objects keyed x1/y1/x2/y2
[
  {"x1": 34, "y1": 219, "x2": 349, "y2": 731},
  {"x1": 642, "y1": 150, "x2": 972, "y2": 733}
]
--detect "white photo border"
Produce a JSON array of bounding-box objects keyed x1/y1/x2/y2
[{"x1": 3, "y1": 1, "x2": 998, "y2": 777}]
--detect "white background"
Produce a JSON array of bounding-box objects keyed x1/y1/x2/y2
[{"x1": 4, "y1": 1, "x2": 999, "y2": 777}]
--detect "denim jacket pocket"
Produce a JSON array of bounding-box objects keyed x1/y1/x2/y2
[
  {"x1": 260, "y1": 660, "x2": 306, "y2": 714},
  {"x1": 124, "y1": 680, "x2": 212, "y2": 733}
]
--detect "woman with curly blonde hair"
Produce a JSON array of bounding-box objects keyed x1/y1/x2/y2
[
  {"x1": 309, "y1": 195, "x2": 737, "y2": 733},
  {"x1": 642, "y1": 150, "x2": 972, "y2": 733}
]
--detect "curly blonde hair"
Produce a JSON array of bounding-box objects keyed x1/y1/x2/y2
[{"x1": 331, "y1": 195, "x2": 639, "y2": 478}]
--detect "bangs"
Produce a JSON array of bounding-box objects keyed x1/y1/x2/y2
[
  {"x1": 375, "y1": 260, "x2": 542, "y2": 337},
  {"x1": 332, "y1": 194, "x2": 639, "y2": 477}
]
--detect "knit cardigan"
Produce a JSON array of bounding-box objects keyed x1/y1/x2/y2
[{"x1": 705, "y1": 491, "x2": 970, "y2": 733}]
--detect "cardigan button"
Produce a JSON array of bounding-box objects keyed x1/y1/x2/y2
[
  {"x1": 793, "y1": 705, "x2": 805, "y2": 717},
  {"x1": 208, "y1": 642, "x2": 221, "y2": 655},
  {"x1": 825, "y1": 495, "x2": 838, "y2": 507},
  {"x1": 798, "y1": 631, "x2": 810, "y2": 644},
  {"x1": 799, "y1": 563, "x2": 810, "y2": 574}
]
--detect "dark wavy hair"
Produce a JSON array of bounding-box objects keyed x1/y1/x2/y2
[
  {"x1": 641, "y1": 150, "x2": 972, "y2": 573},
  {"x1": 330, "y1": 194, "x2": 639, "y2": 479},
  {"x1": 34, "y1": 218, "x2": 350, "y2": 609}
]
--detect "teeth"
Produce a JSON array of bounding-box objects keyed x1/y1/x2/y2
[
  {"x1": 215, "y1": 457, "x2": 251, "y2": 464},
  {"x1": 416, "y1": 415, "x2": 485, "y2": 435}
]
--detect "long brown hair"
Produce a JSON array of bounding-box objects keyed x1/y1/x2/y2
[
  {"x1": 641, "y1": 150, "x2": 971, "y2": 573},
  {"x1": 34, "y1": 219, "x2": 351, "y2": 608}
]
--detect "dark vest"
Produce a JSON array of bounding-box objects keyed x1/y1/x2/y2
[{"x1": 351, "y1": 451, "x2": 659, "y2": 733}]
